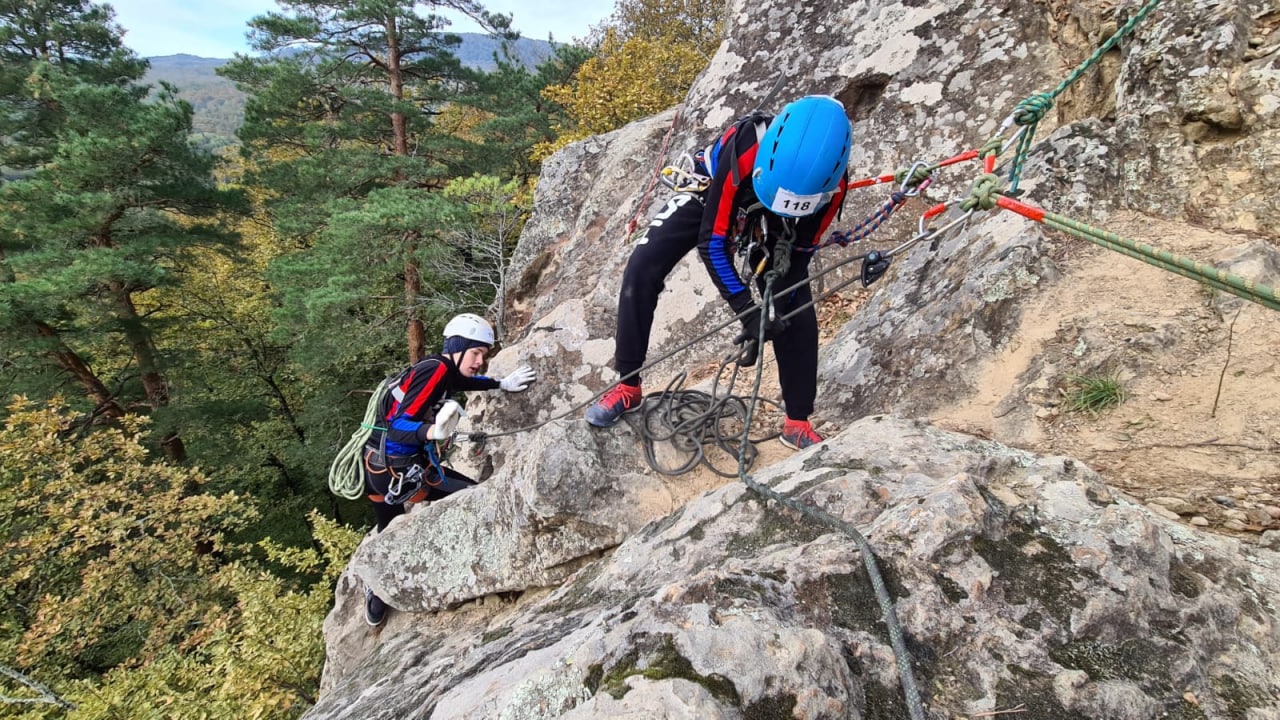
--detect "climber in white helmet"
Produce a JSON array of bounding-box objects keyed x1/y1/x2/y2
[{"x1": 360, "y1": 313, "x2": 535, "y2": 627}]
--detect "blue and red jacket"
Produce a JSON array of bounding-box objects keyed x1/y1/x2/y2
[
  {"x1": 695, "y1": 114, "x2": 849, "y2": 312},
  {"x1": 369, "y1": 354, "x2": 500, "y2": 457}
]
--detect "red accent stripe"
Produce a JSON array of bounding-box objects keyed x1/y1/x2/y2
[
  {"x1": 402, "y1": 361, "x2": 449, "y2": 418},
  {"x1": 811, "y1": 177, "x2": 848, "y2": 244},
  {"x1": 996, "y1": 195, "x2": 1046, "y2": 222},
  {"x1": 937, "y1": 149, "x2": 981, "y2": 168},
  {"x1": 713, "y1": 142, "x2": 757, "y2": 238},
  {"x1": 848, "y1": 172, "x2": 897, "y2": 190},
  {"x1": 923, "y1": 203, "x2": 948, "y2": 220}
]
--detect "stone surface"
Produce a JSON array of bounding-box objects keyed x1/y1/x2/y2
[
  {"x1": 310, "y1": 0, "x2": 1280, "y2": 716},
  {"x1": 308, "y1": 417, "x2": 1280, "y2": 719}
]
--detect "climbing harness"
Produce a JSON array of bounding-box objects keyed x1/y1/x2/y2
[{"x1": 658, "y1": 150, "x2": 711, "y2": 193}]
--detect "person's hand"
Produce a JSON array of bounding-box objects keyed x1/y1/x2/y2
[
  {"x1": 499, "y1": 365, "x2": 536, "y2": 393},
  {"x1": 427, "y1": 400, "x2": 465, "y2": 440},
  {"x1": 733, "y1": 309, "x2": 789, "y2": 367}
]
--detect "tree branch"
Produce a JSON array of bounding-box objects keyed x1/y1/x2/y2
[{"x1": 0, "y1": 663, "x2": 76, "y2": 709}]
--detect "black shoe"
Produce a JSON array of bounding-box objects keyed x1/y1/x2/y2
[{"x1": 364, "y1": 586, "x2": 388, "y2": 627}]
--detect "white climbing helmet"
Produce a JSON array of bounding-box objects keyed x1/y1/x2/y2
[{"x1": 442, "y1": 313, "x2": 495, "y2": 346}]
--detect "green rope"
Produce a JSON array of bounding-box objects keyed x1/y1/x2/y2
[
  {"x1": 1005, "y1": 0, "x2": 1164, "y2": 193},
  {"x1": 1040, "y1": 210, "x2": 1280, "y2": 312},
  {"x1": 894, "y1": 163, "x2": 934, "y2": 188},
  {"x1": 733, "y1": 276, "x2": 928, "y2": 720},
  {"x1": 328, "y1": 376, "x2": 394, "y2": 500},
  {"x1": 960, "y1": 173, "x2": 1002, "y2": 212}
]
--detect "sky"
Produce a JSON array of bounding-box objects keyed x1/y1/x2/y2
[{"x1": 106, "y1": 0, "x2": 612, "y2": 58}]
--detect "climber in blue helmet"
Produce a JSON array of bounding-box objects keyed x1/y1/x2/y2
[{"x1": 586, "y1": 95, "x2": 852, "y2": 451}]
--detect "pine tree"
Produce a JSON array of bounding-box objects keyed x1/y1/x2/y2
[
  {"x1": 222, "y1": 0, "x2": 514, "y2": 365},
  {"x1": 0, "y1": 0, "x2": 147, "y2": 169},
  {"x1": 0, "y1": 1, "x2": 245, "y2": 454}
]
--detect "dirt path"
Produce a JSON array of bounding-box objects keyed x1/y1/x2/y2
[{"x1": 933, "y1": 210, "x2": 1280, "y2": 538}]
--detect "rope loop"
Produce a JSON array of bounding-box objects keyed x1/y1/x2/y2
[
  {"x1": 979, "y1": 135, "x2": 1003, "y2": 159},
  {"x1": 893, "y1": 161, "x2": 934, "y2": 191}
]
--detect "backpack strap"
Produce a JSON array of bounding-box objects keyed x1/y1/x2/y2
[{"x1": 728, "y1": 113, "x2": 769, "y2": 188}]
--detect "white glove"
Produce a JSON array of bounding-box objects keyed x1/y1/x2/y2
[
  {"x1": 427, "y1": 400, "x2": 465, "y2": 440},
  {"x1": 499, "y1": 365, "x2": 536, "y2": 393}
]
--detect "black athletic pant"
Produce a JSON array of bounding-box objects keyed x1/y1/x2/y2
[{"x1": 614, "y1": 193, "x2": 819, "y2": 420}]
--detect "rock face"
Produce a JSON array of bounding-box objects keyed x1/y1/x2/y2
[
  {"x1": 310, "y1": 417, "x2": 1280, "y2": 719},
  {"x1": 310, "y1": 0, "x2": 1280, "y2": 716}
]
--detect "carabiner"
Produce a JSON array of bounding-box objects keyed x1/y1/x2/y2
[{"x1": 898, "y1": 161, "x2": 931, "y2": 197}]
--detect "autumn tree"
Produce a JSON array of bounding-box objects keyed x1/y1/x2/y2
[
  {"x1": 0, "y1": 398, "x2": 258, "y2": 701},
  {"x1": 539, "y1": 0, "x2": 724, "y2": 155}
]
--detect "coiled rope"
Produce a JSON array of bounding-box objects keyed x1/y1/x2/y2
[{"x1": 328, "y1": 376, "x2": 393, "y2": 500}]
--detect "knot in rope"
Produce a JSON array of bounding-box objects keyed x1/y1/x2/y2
[
  {"x1": 1013, "y1": 93, "x2": 1054, "y2": 127},
  {"x1": 893, "y1": 164, "x2": 933, "y2": 190},
  {"x1": 960, "y1": 173, "x2": 1002, "y2": 212},
  {"x1": 979, "y1": 135, "x2": 1003, "y2": 160}
]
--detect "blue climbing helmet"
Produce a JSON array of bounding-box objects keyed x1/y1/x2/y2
[{"x1": 752, "y1": 95, "x2": 852, "y2": 218}]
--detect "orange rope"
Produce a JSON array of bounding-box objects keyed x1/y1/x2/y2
[{"x1": 627, "y1": 110, "x2": 682, "y2": 236}]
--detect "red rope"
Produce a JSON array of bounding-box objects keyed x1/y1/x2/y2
[{"x1": 627, "y1": 110, "x2": 681, "y2": 236}]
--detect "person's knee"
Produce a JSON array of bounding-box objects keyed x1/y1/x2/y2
[{"x1": 622, "y1": 262, "x2": 668, "y2": 296}]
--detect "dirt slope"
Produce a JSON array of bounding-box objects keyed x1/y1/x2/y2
[{"x1": 637, "y1": 210, "x2": 1279, "y2": 542}]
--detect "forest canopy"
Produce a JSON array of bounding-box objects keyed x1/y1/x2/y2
[{"x1": 0, "y1": 0, "x2": 722, "y2": 715}]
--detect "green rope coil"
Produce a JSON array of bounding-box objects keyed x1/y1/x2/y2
[{"x1": 328, "y1": 376, "x2": 394, "y2": 500}]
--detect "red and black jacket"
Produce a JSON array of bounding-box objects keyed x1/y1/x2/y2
[
  {"x1": 695, "y1": 114, "x2": 849, "y2": 314},
  {"x1": 369, "y1": 353, "x2": 499, "y2": 457}
]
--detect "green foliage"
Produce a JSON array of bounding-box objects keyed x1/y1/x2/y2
[
  {"x1": 0, "y1": 397, "x2": 258, "y2": 684},
  {"x1": 0, "y1": 2, "x2": 617, "y2": 716},
  {"x1": 0, "y1": 75, "x2": 246, "y2": 421},
  {"x1": 142, "y1": 55, "x2": 245, "y2": 150},
  {"x1": 0, "y1": 0, "x2": 148, "y2": 168},
  {"x1": 66, "y1": 513, "x2": 360, "y2": 719},
  {"x1": 0, "y1": 399, "x2": 370, "y2": 717},
  {"x1": 1063, "y1": 372, "x2": 1127, "y2": 413}
]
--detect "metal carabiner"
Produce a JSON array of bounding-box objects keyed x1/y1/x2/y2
[{"x1": 898, "y1": 160, "x2": 931, "y2": 197}]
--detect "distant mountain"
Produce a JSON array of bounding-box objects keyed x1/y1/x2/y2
[{"x1": 144, "y1": 34, "x2": 556, "y2": 150}]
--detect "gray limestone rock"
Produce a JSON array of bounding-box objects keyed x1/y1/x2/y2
[{"x1": 311, "y1": 0, "x2": 1280, "y2": 716}]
